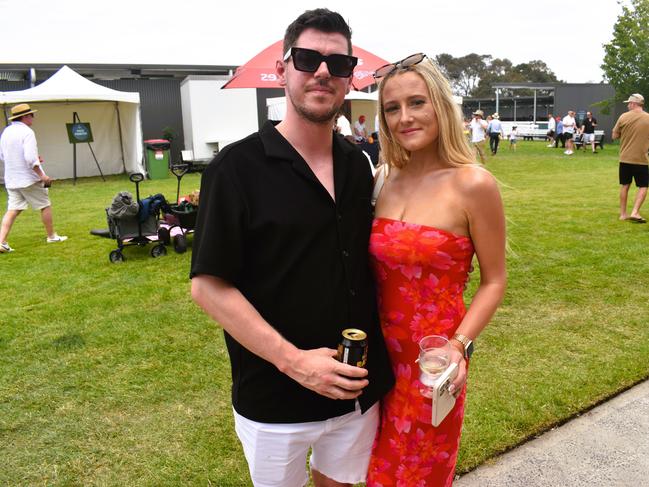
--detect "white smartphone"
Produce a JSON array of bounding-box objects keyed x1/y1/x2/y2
[{"x1": 431, "y1": 362, "x2": 458, "y2": 427}]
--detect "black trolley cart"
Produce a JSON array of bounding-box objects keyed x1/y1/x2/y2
[
  {"x1": 158, "y1": 164, "x2": 198, "y2": 253},
  {"x1": 106, "y1": 173, "x2": 167, "y2": 263}
]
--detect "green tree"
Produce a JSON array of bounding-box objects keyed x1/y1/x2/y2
[
  {"x1": 471, "y1": 58, "x2": 515, "y2": 98},
  {"x1": 602, "y1": 0, "x2": 649, "y2": 101},
  {"x1": 436, "y1": 53, "x2": 559, "y2": 98},
  {"x1": 512, "y1": 60, "x2": 558, "y2": 83},
  {"x1": 435, "y1": 53, "x2": 490, "y2": 96}
]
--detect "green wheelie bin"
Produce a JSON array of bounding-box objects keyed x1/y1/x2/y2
[{"x1": 144, "y1": 139, "x2": 170, "y2": 179}]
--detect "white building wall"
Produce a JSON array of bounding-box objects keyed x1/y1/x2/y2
[{"x1": 180, "y1": 76, "x2": 258, "y2": 159}]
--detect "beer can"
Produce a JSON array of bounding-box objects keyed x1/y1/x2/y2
[{"x1": 337, "y1": 328, "x2": 368, "y2": 367}]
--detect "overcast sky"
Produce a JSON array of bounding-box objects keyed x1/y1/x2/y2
[{"x1": 1, "y1": 0, "x2": 623, "y2": 84}]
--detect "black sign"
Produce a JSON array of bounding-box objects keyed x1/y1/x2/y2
[{"x1": 66, "y1": 122, "x2": 94, "y2": 144}]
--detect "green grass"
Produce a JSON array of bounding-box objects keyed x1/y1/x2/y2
[{"x1": 1, "y1": 142, "x2": 648, "y2": 485}]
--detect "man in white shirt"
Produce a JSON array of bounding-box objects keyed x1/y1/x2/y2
[
  {"x1": 487, "y1": 112, "x2": 504, "y2": 155},
  {"x1": 0, "y1": 103, "x2": 67, "y2": 253},
  {"x1": 353, "y1": 115, "x2": 368, "y2": 141},
  {"x1": 469, "y1": 109, "x2": 488, "y2": 163},
  {"x1": 562, "y1": 110, "x2": 577, "y2": 155}
]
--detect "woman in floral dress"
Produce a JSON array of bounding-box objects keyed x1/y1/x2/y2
[{"x1": 366, "y1": 54, "x2": 507, "y2": 486}]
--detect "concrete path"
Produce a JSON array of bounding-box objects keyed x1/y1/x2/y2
[{"x1": 455, "y1": 379, "x2": 649, "y2": 487}]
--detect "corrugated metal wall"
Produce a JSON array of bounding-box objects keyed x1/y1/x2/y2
[
  {"x1": 0, "y1": 80, "x2": 30, "y2": 91},
  {"x1": 97, "y1": 79, "x2": 184, "y2": 162},
  {"x1": 554, "y1": 84, "x2": 619, "y2": 136}
]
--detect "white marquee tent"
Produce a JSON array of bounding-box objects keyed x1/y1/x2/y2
[{"x1": 0, "y1": 65, "x2": 145, "y2": 183}]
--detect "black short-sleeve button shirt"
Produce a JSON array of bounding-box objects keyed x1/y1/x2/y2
[{"x1": 191, "y1": 121, "x2": 394, "y2": 423}]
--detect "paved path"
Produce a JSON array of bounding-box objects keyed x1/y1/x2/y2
[{"x1": 455, "y1": 379, "x2": 649, "y2": 487}]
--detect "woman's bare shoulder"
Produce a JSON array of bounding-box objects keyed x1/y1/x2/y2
[{"x1": 453, "y1": 164, "x2": 499, "y2": 193}]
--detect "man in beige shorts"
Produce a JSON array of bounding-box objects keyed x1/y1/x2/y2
[
  {"x1": 613, "y1": 93, "x2": 649, "y2": 223},
  {"x1": 0, "y1": 103, "x2": 67, "y2": 253},
  {"x1": 469, "y1": 110, "x2": 488, "y2": 163}
]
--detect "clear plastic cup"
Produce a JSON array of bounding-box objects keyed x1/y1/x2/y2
[{"x1": 417, "y1": 335, "x2": 450, "y2": 398}]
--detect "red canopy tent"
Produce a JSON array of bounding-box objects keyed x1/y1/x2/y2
[{"x1": 222, "y1": 40, "x2": 388, "y2": 90}]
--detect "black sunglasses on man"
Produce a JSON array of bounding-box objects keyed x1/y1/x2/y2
[{"x1": 284, "y1": 47, "x2": 358, "y2": 78}]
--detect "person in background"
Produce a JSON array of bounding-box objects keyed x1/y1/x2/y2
[
  {"x1": 485, "y1": 114, "x2": 493, "y2": 151},
  {"x1": 554, "y1": 116, "x2": 565, "y2": 149},
  {"x1": 354, "y1": 114, "x2": 368, "y2": 141},
  {"x1": 488, "y1": 112, "x2": 504, "y2": 155},
  {"x1": 367, "y1": 52, "x2": 506, "y2": 486},
  {"x1": 509, "y1": 125, "x2": 518, "y2": 151},
  {"x1": 580, "y1": 111, "x2": 598, "y2": 153},
  {"x1": 612, "y1": 93, "x2": 649, "y2": 224},
  {"x1": 190, "y1": 9, "x2": 394, "y2": 487},
  {"x1": 562, "y1": 110, "x2": 576, "y2": 155},
  {"x1": 336, "y1": 109, "x2": 352, "y2": 136},
  {"x1": 0, "y1": 103, "x2": 68, "y2": 253},
  {"x1": 546, "y1": 113, "x2": 556, "y2": 147},
  {"x1": 469, "y1": 109, "x2": 488, "y2": 163}
]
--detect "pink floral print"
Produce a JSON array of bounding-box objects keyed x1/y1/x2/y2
[{"x1": 367, "y1": 217, "x2": 474, "y2": 487}]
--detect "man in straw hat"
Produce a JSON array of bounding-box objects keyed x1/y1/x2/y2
[
  {"x1": 613, "y1": 93, "x2": 649, "y2": 223},
  {"x1": 487, "y1": 112, "x2": 504, "y2": 155},
  {"x1": 469, "y1": 109, "x2": 488, "y2": 163},
  {"x1": 0, "y1": 103, "x2": 67, "y2": 253}
]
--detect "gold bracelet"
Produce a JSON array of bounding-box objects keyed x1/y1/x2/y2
[{"x1": 451, "y1": 334, "x2": 471, "y2": 355}]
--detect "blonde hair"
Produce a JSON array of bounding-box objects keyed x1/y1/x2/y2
[{"x1": 377, "y1": 58, "x2": 476, "y2": 169}]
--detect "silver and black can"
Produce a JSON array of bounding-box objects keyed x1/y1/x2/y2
[{"x1": 337, "y1": 328, "x2": 368, "y2": 367}]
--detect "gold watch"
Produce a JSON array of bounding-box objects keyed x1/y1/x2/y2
[{"x1": 451, "y1": 333, "x2": 474, "y2": 359}]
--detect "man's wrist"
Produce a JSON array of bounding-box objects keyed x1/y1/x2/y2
[{"x1": 274, "y1": 340, "x2": 301, "y2": 374}]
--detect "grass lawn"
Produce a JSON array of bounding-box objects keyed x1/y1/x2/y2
[{"x1": 1, "y1": 141, "x2": 648, "y2": 485}]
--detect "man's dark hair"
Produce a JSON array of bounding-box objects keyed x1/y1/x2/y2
[{"x1": 283, "y1": 8, "x2": 352, "y2": 56}]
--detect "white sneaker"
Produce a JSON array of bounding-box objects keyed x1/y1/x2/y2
[
  {"x1": 564, "y1": 150, "x2": 573, "y2": 155},
  {"x1": 546, "y1": 144, "x2": 554, "y2": 148},
  {"x1": 46, "y1": 234, "x2": 68, "y2": 243},
  {"x1": 0, "y1": 242, "x2": 14, "y2": 253}
]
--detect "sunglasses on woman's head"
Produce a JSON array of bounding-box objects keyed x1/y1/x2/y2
[
  {"x1": 373, "y1": 53, "x2": 427, "y2": 79},
  {"x1": 283, "y1": 47, "x2": 358, "y2": 78}
]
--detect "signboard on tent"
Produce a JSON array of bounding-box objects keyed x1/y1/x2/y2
[{"x1": 66, "y1": 122, "x2": 94, "y2": 143}]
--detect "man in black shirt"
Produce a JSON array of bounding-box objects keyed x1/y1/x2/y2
[
  {"x1": 580, "y1": 111, "x2": 598, "y2": 153},
  {"x1": 190, "y1": 9, "x2": 394, "y2": 487}
]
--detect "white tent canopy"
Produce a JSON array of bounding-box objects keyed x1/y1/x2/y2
[{"x1": 0, "y1": 65, "x2": 144, "y2": 182}]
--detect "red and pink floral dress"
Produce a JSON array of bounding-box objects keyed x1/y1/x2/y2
[{"x1": 366, "y1": 217, "x2": 474, "y2": 487}]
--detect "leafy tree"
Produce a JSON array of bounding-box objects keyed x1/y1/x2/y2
[
  {"x1": 437, "y1": 53, "x2": 559, "y2": 98},
  {"x1": 435, "y1": 53, "x2": 490, "y2": 96},
  {"x1": 512, "y1": 60, "x2": 558, "y2": 83},
  {"x1": 602, "y1": 0, "x2": 649, "y2": 101}
]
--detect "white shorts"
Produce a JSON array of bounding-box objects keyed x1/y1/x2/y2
[
  {"x1": 582, "y1": 133, "x2": 595, "y2": 143},
  {"x1": 7, "y1": 183, "x2": 51, "y2": 211},
  {"x1": 233, "y1": 402, "x2": 379, "y2": 487}
]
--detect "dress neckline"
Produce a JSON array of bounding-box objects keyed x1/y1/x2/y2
[{"x1": 374, "y1": 216, "x2": 471, "y2": 240}]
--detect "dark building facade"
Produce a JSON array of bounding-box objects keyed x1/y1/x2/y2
[{"x1": 462, "y1": 83, "x2": 624, "y2": 136}]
